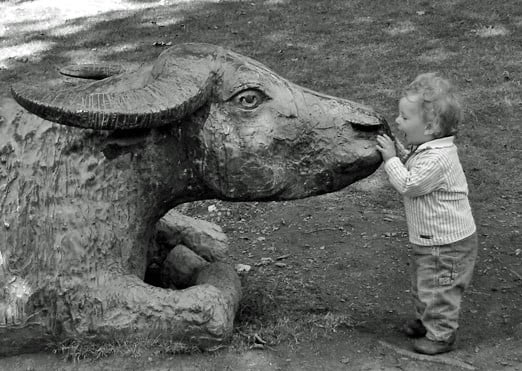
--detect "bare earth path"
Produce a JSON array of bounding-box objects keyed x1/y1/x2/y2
[{"x1": 1, "y1": 177, "x2": 520, "y2": 371}]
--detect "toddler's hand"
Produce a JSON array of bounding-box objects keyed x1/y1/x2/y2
[{"x1": 376, "y1": 134, "x2": 397, "y2": 162}]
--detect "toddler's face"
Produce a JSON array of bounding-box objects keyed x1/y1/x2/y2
[{"x1": 395, "y1": 95, "x2": 430, "y2": 145}]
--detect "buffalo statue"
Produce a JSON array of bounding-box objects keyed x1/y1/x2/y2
[{"x1": 0, "y1": 43, "x2": 389, "y2": 355}]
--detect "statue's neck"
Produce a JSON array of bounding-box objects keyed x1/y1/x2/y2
[{"x1": 0, "y1": 114, "x2": 213, "y2": 279}]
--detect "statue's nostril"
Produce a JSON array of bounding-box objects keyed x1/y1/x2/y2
[
  {"x1": 347, "y1": 117, "x2": 392, "y2": 140},
  {"x1": 349, "y1": 122, "x2": 381, "y2": 132}
]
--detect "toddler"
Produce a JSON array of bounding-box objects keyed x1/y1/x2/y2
[{"x1": 376, "y1": 73, "x2": 478, "y2": 355}]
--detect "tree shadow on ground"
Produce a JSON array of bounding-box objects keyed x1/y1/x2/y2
[{"x1": 0, "y1": 0, "x2": 298, "y2": 94}]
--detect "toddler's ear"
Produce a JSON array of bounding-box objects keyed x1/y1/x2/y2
[{"x1": 423, "y1": 121, "x2": 438, "y2": 136}]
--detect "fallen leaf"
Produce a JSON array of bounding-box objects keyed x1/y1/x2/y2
[
  {"x1": 235, "y1": 264, "x2": 251, "y2": 273},
  {"x1": 256, "y1": 257, "x2": 273, "y2": 266},
  {"x1": 254, "y1": 333, "x2": 267, "y2": 344}
]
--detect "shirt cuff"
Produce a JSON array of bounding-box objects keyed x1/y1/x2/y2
[{"x1": 383, "y1": 156, "x2": 403, "y2": 173}]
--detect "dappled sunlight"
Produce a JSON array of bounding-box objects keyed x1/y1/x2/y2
[
  {"x1": 353, "y1": 16, "x2": 374, "y2": 25},
  {"x1": 60, "y1": 42, "x2": 144, "y2": 64},
  {"x1": 263, "y1": 0, "x2": 289, "y2": 4},
  {"x1": 418, "y1": 47, "x2": 458, "y2": 63},
  {"x1": 383, "y1": 21, "x2": 416, "y2": 36},
  {"x1": 0, "y1": 41, "x2": 55, "y2": 67},
  {"x1": 46, "y1": 24, "x2": 87, "y2": 38},
  {"x1": 0, "y1": 0, "x2": 160, "y2": 67},
  {"x1": 139, "y1": 16, "x2": 185, "y2": 28},
  {"x1": 264, "y1": 30, "x2": 292, "y2": 43},
  {"x1": 0, "y1": 0, "x2": 218, "y2": 68},
  {"x1": 471, "y1": 24, "x2": 510, "y2": 37},
  {"x1": 0, "y1": 0, "x2": 162, "y2": 34}
]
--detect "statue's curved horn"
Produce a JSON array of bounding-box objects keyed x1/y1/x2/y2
[{"x1": 11, "y1": 44, "x2": 219, "y2": 130}]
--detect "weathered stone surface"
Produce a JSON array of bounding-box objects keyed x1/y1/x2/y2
[
  {"x1": 195, "y1": 262, "x2": 242, "y2": 317},
  {"x1": 157, "y1": 210, "x2": 228, "y2": 262},
  {"x1": 2, "y1": 42, "x2": 389, "y2": 354},
  {"x1": 161, "y1": 244, "x2": 209, "y2": 289}
]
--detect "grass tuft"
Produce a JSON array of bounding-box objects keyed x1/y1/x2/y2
[
  {"x1": 234, "y1": 278, "x2": 356, "y2": 349},
  {"x1": 51, "y1": 334, "x2": 200, "y2": 362}
]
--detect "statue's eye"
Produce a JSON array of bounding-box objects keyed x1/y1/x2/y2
[{"x1": 230, "y1": 89, "x2": 268, "y2": 110}]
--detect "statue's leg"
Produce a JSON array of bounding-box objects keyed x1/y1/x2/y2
[
  {"x1": 76, "y1": 266, "x2": 241, "y2": 348},
  {"x1": 0, "y1": 264, "x2": 241, "y2": 355},
  {"x1": 147, "y1": 210, "x2": 230, "y2": 288},
  {"x1": 155, "y1": 210, "x2": 228, "y2": 262}
]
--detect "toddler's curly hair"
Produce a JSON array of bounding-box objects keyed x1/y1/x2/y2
[{"x1": 404, "y1": 72, "x2": 463, "y2": 138}]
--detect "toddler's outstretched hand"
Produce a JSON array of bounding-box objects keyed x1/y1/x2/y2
[{"x1": 376, "y1": 134, "x2": 397, "y2": 162}]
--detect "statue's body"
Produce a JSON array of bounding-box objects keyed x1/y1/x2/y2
[{"x1": 0, "y1": 43, "x2": 389, "y2": 354}]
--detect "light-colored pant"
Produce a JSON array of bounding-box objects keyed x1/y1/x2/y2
[{"x1": 410, "y1": 233, "x2": 478, "y2": 342}]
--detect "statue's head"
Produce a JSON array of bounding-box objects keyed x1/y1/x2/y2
[{"x1": 12, "y1": 43, "x2": 390, "y2": 201}]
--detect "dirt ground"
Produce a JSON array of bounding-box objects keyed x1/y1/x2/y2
[
  {"x1": 1, "y1": 1, "x2": 521, "y2": 370},
  {"x1": 1, "y1": 173, "x2": 521, "y2": 371}
]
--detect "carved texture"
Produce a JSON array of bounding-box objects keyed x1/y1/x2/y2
[{"x1": 1, "y1": 43, "x2": 389, "y2": 354}]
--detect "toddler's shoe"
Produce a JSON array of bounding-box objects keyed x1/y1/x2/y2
[
  {"x1": 401, "y1": 319, "x2": 427, "y2": 338},
  {"x1": 413, "y1": 334, "x2": 456, "y2": 355}
]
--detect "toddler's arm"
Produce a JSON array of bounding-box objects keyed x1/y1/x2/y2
[{"x1": 384, "y1": 154, "x2": 445, "y2": 197}]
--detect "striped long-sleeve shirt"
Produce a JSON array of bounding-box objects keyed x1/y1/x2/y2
[{"x1": 383, "y1": 136, "x2": 476, "y2": 246}]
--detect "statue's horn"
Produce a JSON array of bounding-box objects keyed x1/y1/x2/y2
[{"x1": 11, "y1": 43, "x2": 219, "y2": 130}]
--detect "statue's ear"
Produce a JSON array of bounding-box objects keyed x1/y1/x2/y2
[{"x1": 59, "y1": 64, "x2": 127, "y2": 80}]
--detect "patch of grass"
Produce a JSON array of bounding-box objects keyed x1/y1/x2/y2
[
  {"x1": 235, "y1": 311, "x2": 356, "y2": 348},
  {"x1": 235, "y1": 278, "x2": 280, "y2": 324},
  {"x1": 50, "y1": 334, "x2": 200, "y2": 362},
  {"x1": 234, "y1": 276, "x2": 356, "y2": 349},
  {"x1": 234, "y1": 312, "x2": 355, "y2": 350}
]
